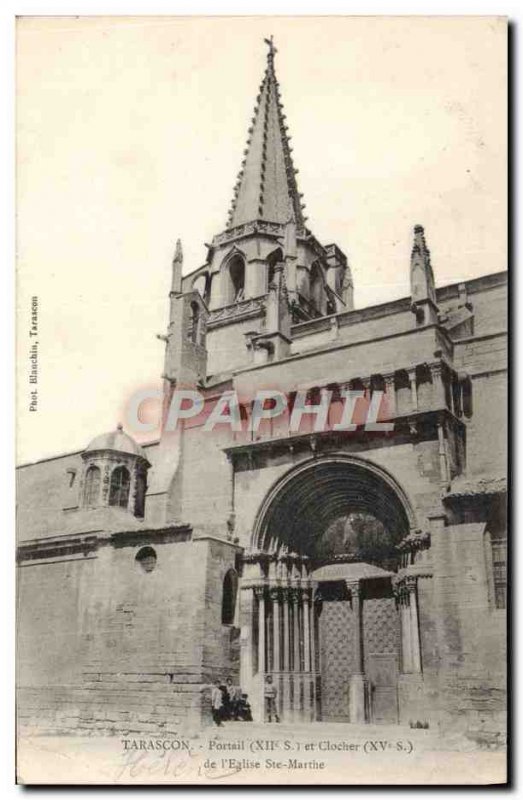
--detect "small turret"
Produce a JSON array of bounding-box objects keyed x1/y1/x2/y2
[
  {"x1": 161, "y1": 239, "x2": 208, "y2": 429},
  {"x1": 171, "y1": 239, "x2": 183, "y2": 297},
  {"x1": 410, "y1": 225, "x2": 438, "y2": 325},
  {"x1": 81, "y1": 425, "x2": 150, "y2": 517}
]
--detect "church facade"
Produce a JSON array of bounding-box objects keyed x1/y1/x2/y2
[{"x1": 17, "y1": 42, "x2": 507, "y2": 740}]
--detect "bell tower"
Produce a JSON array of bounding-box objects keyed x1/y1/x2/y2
[{"x1": 183, "y1": 39, "x2": 352, "y2": 336}]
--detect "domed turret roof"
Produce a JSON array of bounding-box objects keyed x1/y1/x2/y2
[{"x1": 85, "y1": 424, "x2": 148, "y2": 461}]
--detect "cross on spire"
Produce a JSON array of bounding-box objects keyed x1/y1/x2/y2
[{"x1": 264, "y1": 35, "x2": 277, "y2": 60}]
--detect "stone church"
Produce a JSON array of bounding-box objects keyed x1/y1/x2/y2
[{"x1": 17, "y1": 41, "x2": 507, "y2": 739}]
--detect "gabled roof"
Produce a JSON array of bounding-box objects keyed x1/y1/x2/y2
[{"x1": 226, "y1": 38, "x2": 306, "y2": 229}]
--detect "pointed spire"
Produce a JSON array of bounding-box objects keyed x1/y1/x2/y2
[
  {"x1": 171, "y1": 238, "x2": 183, "y2": 295},
  {"x1": 411, "y1": 225, "x2": 430, "y2": 263},
  {"x1": 410, "y1": 225, "x2": 437, "y2": 309},
  {"x1": 226, "y1": 38, "x2": 306, "y2": 229}
]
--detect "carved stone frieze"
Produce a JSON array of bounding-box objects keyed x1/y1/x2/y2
[{"x1": 207, "y1": 296, "x2": 266, "y2": 329}]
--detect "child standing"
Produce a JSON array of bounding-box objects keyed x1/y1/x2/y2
[{"x1": 264, "y1": 675, "x2": 280, "y2": 723}]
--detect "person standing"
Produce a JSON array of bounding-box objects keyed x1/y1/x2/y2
[
  {"x1": 225, "y1": 676, "x2": 242, "y2": 720},
  {"x1": 211, "y1": 678, "x2": 224, "y2": 726},
  {"x1": 264, "y1": 674, "x2": 280, "y2": 723}
]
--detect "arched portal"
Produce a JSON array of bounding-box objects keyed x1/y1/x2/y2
[
  {"x1": 241, "y1": 456, "x2": 420, "y2": 725},
  {"x1": 254, "y1": 456, "x2": 413, "y2": 559}
]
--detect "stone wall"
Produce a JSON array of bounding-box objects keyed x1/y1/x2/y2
[
  {"x1": 421, "y1": 516, "x2": 507, "y2": 737},
  {"x1": 207, "y1": 312, "x2": 265, "y2": 375},
  {"x1": 17, "y1": 535, "x2": 223, "y2": 735},
  {"x1": 201, "y1": 537, "x2": 242, "y2": 685}
]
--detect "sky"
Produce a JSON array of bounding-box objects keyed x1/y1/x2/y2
[{"x1": 16, "y1": 15, "x2": 507, "y2": 463}]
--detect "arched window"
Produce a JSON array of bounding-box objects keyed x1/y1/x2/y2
[
  {"x1": 188, "y1": 300, "x2": 200, "y2": 344},
  {"x1": 221, "y1": 569, "x2": 238, "y2": 625},
  {"x1": 134, "y1": 472, "x2": 147, "y2": 518},
  {"x1": 83, "y1": 465, "x2": 100, "y2": 506},
  {"x1": 109, "y1": 465, "x2": 130, "y2": 509},
  {"x1": 227, "y1": 255, "x2": 245, "y2": 303}
]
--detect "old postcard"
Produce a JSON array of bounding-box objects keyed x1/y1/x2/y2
[{"x1": 16, "y1": 15, "x2": 508, "y2": 785}]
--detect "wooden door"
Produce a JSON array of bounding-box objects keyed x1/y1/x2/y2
[
  {"x1": 363, "y1": 593, "x2": 400, "y2": 724},
  {"x1": 319, "y1": 599, "x2": 355, "y2": 721},
  {"x1": 366, "y1": 652, "x2": 399, "y2": 723}
]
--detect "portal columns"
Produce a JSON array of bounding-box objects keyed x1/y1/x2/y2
[
  {"x1": 346, "y1": 579, "x2": 368, "y2": 723},
  {"x1": 239, "y1": 552, "x2": 318, "y2": 722},
  {"x1": 407, "y1": 577, "x2": 422, "y2": 673},
  {"x1": 395, "y1": 575, "x2": 422, "y2": 674},
  {"x1": 271, "y1": 588, "x2": 281, "y2": 671},
  {"x1": 255, "y1": 586, "x2": 266, "y2": 675}
]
